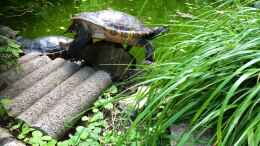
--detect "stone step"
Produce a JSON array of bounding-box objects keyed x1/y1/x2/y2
[
  {"x1": 17, "y1": 66, "x2": 94, "y2": 124},
  {"x1": 0, "y1": 58, "x2": 65, "y2": 98},
  {"x1": 18, "y1": 52, "x2": 41, "y2": 64},
  {"x1": 5, "y1": 61, "x2": 80, "y2": 117},
  {"x1": 32, "y1": 71, "x2": 111, "y2": 138},
  {"x1": 0, "y1": 55, "x2": 50, "y2": 90},
  {"x1": 0, "y1": 53, "x2": 112, "y2": 140}
]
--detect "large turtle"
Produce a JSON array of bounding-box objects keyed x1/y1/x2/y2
[{"x1": 67, "y1": 10, "x2": 168, "y2": 63}]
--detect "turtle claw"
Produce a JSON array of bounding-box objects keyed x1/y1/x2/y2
[{"x1": 143, "y1": 60, "x2": 153, "y2": 65}]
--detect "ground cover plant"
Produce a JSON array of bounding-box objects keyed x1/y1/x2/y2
[{"x1": 122, "y1": 2, "x2": 260, "y2": 146}]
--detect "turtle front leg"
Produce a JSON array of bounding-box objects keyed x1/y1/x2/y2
[
  {"x1": 70, "y1": 24, "x2": 92, "y2": 50},
  {"x1": 136, "y1": 39, "x2": 154, "y2": 64},
  {"x1": 68, "y1": 24, "x2": 92, "y2": 60}
]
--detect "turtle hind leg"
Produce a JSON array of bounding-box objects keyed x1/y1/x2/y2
[{"x1": 136, "y1": 39, "x2": 154, "y2": 63}]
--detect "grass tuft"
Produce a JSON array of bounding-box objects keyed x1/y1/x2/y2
[{"x1": 124, "y1": 4, "x2": 260, "y2": 146}]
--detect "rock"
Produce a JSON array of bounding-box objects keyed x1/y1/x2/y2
[
  {"x1": 0, "y1": 25, "x2": 17, "y2": 40},
  {"x1": 170, "y1": 123, "x2": 212, "y2": 146},
  {"x1": 0, "y1": 127, "x2": 25, "y2": 146},
  {"x1": 253, "y1": 1, "x2": 260, "y2": 8},
  {"x1": 67, "y1": 41, "x2": 136, "y2": 80}
]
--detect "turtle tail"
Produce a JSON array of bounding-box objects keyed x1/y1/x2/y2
[{"x1": 146, "y1": 26, "x2": 169, "y2": 40}]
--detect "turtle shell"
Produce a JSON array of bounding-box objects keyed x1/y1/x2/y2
[{"x1": 71, "y1": 10, "x2": 154, "y2": 45}]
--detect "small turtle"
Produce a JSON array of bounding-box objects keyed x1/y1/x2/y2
[
  {"x1": 67, "y1": 10, "x2": 169, "y2": 63},
  {"x1": 0, "y1": 25, "x2": 72, "y2": 56},
  {"x1": 16, "y1": 36, "x2": 72, "y2": 55}
]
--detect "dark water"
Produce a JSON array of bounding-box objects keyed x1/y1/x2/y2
[
  {"x1": 18, "y1": 0, "x2": 191, "y2": 36},
  {"x1": 2, "y1": 0, "x2": 196, "y2": 61}
]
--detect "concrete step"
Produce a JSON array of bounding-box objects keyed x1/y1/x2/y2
[
  {"x1": 5, "y1": 61, "x2": 80, "y2": 117},
  {"x1": 0, "y1": 58, "x2": 65, "y2": 98},
  {"x1": 32, "y1": 71, "x2": 111, "y2": 138},
  {"x1": 17, "y1": 66, "x2": 94, "y2": 124},
  {"x1": 0, "y1": 53, "x2": 112, "y2": 140},
  {"x1": 18, "y1": 52, "x2": 41, "y2": 64},
  {"x1": 0, "y1": 55, "x2": 50, "y2": 90}
]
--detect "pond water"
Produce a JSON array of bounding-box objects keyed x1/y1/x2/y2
[
  {"x1": 3, "y1": 0, "x2": 197, "y2": 61},
  {"x1": 18, "y1": 0, "x2": 192, "y2": 36}
]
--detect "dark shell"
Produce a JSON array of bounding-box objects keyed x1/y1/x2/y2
[
  {"x1": 72, "y1": 10, "x2": 153, "y2": 35},
  {"x1": 17, "y1": 36, "x2": 72, "y2": 54}
]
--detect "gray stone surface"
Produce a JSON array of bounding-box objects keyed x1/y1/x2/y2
[
  {"x1": 5, "y1": 61, "x2": 80, "y2": 117},
  {"x1": 0, "y1": 58, "x2": 65, "y2": 98},
  {"x1": 254, "y1": 1, "x2": 260, "y2": 8},
  {"x1": 0, "y1": 56, "x2": 50, "y2": 89},
  {"x1": 0, "y1": 53, "x2": 114, "y2": 139},
  {"x1": 0, "y1": 127, "x2": 12, "y2": 138},
  {"x1": 32, "y1": 71, "x2": 111, "y2": 138},
  {"x1": 0, "y1": 127, "x2": 25, "y2": 146},
  {"x1": 18, "y1": 66, "x2": 94, "y2": 124},
  {"x1": 18, "y1": 52, "x2": 41, "y2": 64}
]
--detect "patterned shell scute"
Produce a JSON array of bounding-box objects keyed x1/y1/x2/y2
[{"x1": 73, "y1": 10, "x2": 152, "y2": 33}]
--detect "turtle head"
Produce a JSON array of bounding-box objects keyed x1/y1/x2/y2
[
  {"x1": 66, "y1": 21, "x2": 81, "y2": 34},
  {"x1": 154, "y1": 25, "x2": 169, "y2": 35},
  {"x1": 0, "y1": 25, "x2": 19, "y2": 39},
  {"x1": 66, "y1": 23, "x2": 75, "y2": 33},
  {"x1": 147, "y1": 25, "x2": 169, "y2": 40}
]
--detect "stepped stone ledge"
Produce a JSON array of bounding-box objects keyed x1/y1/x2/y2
[{"x1": 0, "y1": 54, "x2": 112, "y2": 139}]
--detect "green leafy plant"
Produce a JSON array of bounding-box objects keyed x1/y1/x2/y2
[
  {"x1": 10, "y1": 122, "x2": 57, "y2": 146},
  {"x1": 27, "y1": 131, "x2": 57, "y2": 146},
  {"x1": 0, "y1": 35, "x2": 22, "y2": 72}
]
